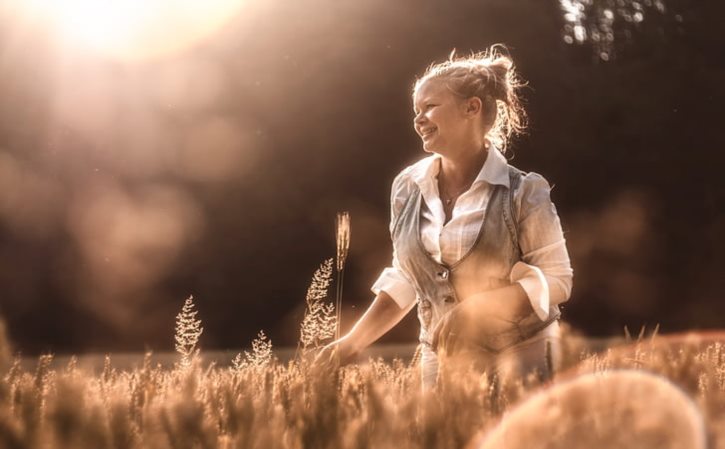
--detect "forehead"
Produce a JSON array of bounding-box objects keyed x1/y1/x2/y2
[{"x1": 413, "y1": 78, "x2": 450, "y2": 102}]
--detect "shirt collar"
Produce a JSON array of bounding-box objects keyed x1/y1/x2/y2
[
  {"x1": 410, "y1": 147, "x2": 510, "y2": 189},
  {"x1": 474, "y1": 146, "x2": 510, "y2": 188}
]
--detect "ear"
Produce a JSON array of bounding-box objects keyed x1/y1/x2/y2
[{"x1": 464, "y1": 96, "x2": 483, "y2": 117}]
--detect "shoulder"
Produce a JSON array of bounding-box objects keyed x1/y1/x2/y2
[
  {"x1": 391, "y1": 155, "x2": 435, "y2": 193},
  {"x1": 519, "y1": 171, "x2": 552, "y2": 193},
  {"x1": 504, "y1": 161, "x2": 551, "y2": 191},
  {"x1": 510, "y1": 167, "x2": 556, "y2": 216}
]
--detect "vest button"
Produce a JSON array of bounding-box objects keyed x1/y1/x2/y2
[
  {"x1": 438, "y1": 270, "x2": 449, "y2": 280},
  {"x1": 443, "y1": 295, "x2": 455, "y2": 304}
]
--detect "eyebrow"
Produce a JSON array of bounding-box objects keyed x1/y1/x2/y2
[{"x1": 413, "y1": 96, "x2": 433, "y2": 113}]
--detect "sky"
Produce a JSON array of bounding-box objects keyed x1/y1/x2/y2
[{"x1": 0, "y1": 0, "x2": 723, "y2": 354}]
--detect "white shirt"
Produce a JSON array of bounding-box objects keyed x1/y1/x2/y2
[{"x1": 371, "y1": 148, "x2": 573, "y2": 321}]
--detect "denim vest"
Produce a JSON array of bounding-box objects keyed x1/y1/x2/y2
[{"x1": 391, "y1": 165, "x2": 560, "y2": 356}]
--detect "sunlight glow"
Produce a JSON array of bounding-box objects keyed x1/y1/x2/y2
[{"x1": 16, "y1": 0, "x2": 245, "y2": 61}]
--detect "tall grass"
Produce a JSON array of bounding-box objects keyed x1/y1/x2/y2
[
  {"x1": 1, "y1": 330, "x2": 723, "y2": 448},
  {"x1": 0, "y1": 276, "x2": 724, "y2": 448}
]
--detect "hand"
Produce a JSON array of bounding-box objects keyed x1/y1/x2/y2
[
  {"x1": 431, "y1": 301, "x2": 479, "y2": 355},
  {"x1": 312, "y1": 337, "x2": 358, "y2": 369},
  {"x1": 431, "y1": 292, "x2": 530, "y2": 354}
]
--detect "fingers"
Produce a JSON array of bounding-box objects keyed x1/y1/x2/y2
[
  {"x1": 312, "y1": 339, "x2": 357, "y2": 370},
  {"x1": 312, "y1": 344, "x2": 338, "y2": 369}
]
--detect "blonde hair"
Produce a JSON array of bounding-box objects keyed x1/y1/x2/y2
[{"x1": 414, "y1": 45, "x2": 528, "y2": 154}]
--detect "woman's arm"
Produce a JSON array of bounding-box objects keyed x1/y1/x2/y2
[
  {"x1": 512, "y1": 172, "x2": 574, "y2": 319},
  {"x1": 316, "y1": 290, "x2": 415, "y2": 365}
]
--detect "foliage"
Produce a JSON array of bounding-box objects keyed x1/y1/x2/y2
[{"x1": 174, "y1": 295, "x2": 204, "y2": 369}]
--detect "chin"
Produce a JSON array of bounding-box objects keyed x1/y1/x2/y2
[{"x1": 422, "y1": 141, "x2": 438, "y2": 154}]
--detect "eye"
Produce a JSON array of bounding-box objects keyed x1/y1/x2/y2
[{"x1": 414, "y1": 103, "x2": 437, "y2": 116}]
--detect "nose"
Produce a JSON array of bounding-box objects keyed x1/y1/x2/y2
[{"x1": 414, "y1": 111, "x2": 426, "y2": 128}]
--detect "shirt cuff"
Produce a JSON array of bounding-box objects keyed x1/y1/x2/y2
[
  {"x1": 371, "y1": 267, "x2": 417, "y2": 309},
  {"x1": 510, "y1": 261, "x2": 550, "y2": 321}
]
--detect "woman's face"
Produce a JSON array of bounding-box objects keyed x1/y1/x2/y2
[{"x1": 413, "y1": 78, "x2": 474, "y2": 155}]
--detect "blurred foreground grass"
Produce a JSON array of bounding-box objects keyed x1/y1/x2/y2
[{"x1": 1, "y1": 324, "x2": 724, "y2": 449}]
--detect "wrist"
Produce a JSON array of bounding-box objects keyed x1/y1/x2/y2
[{"x1": 338, "y1": 335, "x2": 361, "y2": 358}]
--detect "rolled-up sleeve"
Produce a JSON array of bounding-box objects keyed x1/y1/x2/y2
[
  {"x1": 371, "y1": 169, "x2": 418, "y2": 309},
  {"x1": 371, "y1": 260, "x2": 417, "y2": 309},
  {"x1": 510, "y1": 172, "x2": 573, "y2": 321}
]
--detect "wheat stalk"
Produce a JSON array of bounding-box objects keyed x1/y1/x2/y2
[{"x1": 335, "y1": 211, "x2": 350, "y2": 341}]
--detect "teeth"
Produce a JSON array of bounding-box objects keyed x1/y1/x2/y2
[{"x1": 421, "y1": 128, "x2": 436, "y2": 136}]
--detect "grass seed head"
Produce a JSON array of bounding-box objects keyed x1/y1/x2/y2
[
  {"x1": 175, "y1": 295, "x2": 204, "y2": 369},
  {"x1": 300, "y1": 259, "x2": 336, "y2": 351},
  {"x1": 335, "y1": 211, "x2": 350, "y2": 272}
]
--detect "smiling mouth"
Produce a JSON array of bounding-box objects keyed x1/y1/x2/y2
[{"x1": 420, "y1": 127, "x2": 436, "y2": 139}]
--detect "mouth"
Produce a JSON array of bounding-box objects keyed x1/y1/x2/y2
[{"x1": 420, "y1": 127, "x2": 437, "y2": 140}]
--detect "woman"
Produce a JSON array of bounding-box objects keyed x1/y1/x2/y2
[{"x1": 319, "y1": 46, "x2": 573, "y2": 389}]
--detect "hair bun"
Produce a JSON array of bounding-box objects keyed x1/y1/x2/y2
[{"x1": 475, "y1": 60, "x2": 510, "y2": 102}]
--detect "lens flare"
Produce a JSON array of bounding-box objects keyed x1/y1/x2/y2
[{"x1": 15, "y1": 0, "x2": 245, "y2": 61}]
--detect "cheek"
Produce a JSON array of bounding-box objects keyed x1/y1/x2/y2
[{"x1": 428, "y1": 110, "x2": 446, "y2": 126}]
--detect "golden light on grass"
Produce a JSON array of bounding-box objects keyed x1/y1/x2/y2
[
  {"x1": 477, "y1": 370, "x2": 707, "y2": 449},
  {"x1": 335, "y1": 211, "x2": 350, "y2": 340},
  {"x1": 1, "y1": 291, "x2": 725, "y2": 448},
  {"x1": 299, "y1": 259, "x2": 336, "y2": 353},
  {"x1": 13, "y1": 0, "x2": 246, "y2": 62},
  {"x1": 174, "y1": 295, "x2": 204, "y2": 369}
]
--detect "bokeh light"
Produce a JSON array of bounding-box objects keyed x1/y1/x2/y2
[{"x1": 10, "y1": 0, "x2": 246, "y2": 62}]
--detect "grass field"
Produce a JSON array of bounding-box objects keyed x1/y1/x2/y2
[
  {"x1": 1, "y1": 319, "x2": 724, "y2": 449},
  {"x1": 1, "y1": 265, "x2": 723, "y2": 449}
]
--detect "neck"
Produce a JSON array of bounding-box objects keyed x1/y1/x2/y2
[{"x1": 438, "y1": 143, "x2": 489, "y2": 189}]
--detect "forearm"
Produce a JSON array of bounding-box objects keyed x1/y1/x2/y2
[{"x1": 343, "y1": 290, "x2": 414, "y2": 353}]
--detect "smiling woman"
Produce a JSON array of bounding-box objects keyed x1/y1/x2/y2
[
  {"x1": 10, "y1": 0, "x2": 246, "y2": 61},
  {"x1": 318, "y1": 46, "x2": 574, "y2": 392}
]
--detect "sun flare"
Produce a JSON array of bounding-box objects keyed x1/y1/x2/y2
[{"x1": 15, "y1": 0, "x2": 245, "y2": 61}]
